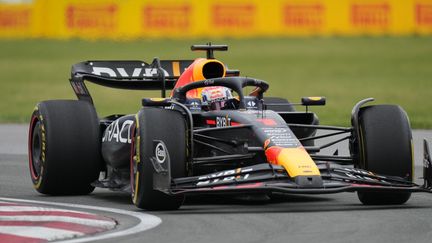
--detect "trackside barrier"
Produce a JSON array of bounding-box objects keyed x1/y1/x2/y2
[{"x1": 1, "y1": 0, "x2": 432, "y2": 39}]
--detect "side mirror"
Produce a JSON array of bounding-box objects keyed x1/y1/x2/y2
[{"x1": 301, "y1": 97, "x2": 326, "y2": 106}]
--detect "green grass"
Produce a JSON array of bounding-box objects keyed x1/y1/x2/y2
[{"x1": 1, "y1": 37, "x2": 432, "y2": 128}]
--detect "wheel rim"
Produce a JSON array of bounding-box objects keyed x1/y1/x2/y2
[
  {"x1": 130, "y1": 125, "x2": 138, "y2": 202},
  {"x1": 29, "y1": 117, "x2": 42, "y2": 180}
]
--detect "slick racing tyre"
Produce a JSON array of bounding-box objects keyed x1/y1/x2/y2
[
  {"x1": 131, "y1": 107, "x2": 187, "y2": 210},
  {"x1": 356, "y1": 105, "x2": 413, "y2": 205},
  {"x1": 29, "y1": 100, "x2": 102, "y2": 195}
]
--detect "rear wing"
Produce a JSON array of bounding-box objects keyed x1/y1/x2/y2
[
  {"x1": 70, "y1": 58, "x2": 194, "y2": 103},
  {"x1": 70, "y1": 44, "x2": 240, "y2": 104}
]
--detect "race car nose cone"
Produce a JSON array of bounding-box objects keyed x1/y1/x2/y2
[{"x1": 265, "y1": 146, "x2": 321, "y2": 178}]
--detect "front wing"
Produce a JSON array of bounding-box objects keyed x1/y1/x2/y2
[
  {"x1": 157, "y1": 163, "x2": 432, "y2": 196},
  {"x1": 151, "y1": 139, "x2": 432, "y2": 196}
]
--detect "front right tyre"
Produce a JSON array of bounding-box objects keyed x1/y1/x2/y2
[{"x1": 131, "y1": 107, "x2": 187, "y2": 210}]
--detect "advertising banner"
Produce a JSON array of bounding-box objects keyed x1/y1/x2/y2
[{"x1": 0, "y1": 0, "x2": 431, "y2": 39}]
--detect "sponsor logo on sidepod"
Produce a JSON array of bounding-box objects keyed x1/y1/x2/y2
[{"x1": 102, "y1": 119, "x2": 133, "y2": 144}]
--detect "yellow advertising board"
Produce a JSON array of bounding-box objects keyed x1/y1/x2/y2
[
  {"x1": 0, "y1": 0, "x2": 431, "y2": 39},
  {"x1": 0, "y1": 3, "x2": 36, "y2": 37}
]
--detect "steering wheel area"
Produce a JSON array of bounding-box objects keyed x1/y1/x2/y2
[{"x1": 171, "y1": 77, "x2": 269, "y2": 110}]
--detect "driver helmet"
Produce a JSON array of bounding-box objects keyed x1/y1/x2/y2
[{"x1": 201, "y1": 86, "x2": 233, "y2": 110}]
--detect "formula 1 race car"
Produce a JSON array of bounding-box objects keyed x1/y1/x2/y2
[{"x1": 28, "y1": 44, "x2": 432, "y2": 210}]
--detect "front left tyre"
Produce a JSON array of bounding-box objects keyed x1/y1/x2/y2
[
  {"x1": 355, "y1": 105, "x2": 413, "y2": 205},
  {"x1": 29, "y1": 100, "x2": 102, "y2": 195}
]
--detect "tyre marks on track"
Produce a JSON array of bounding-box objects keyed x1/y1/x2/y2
[{"x1": 0, "y1": 200, "x2": 117, "y2": 242}]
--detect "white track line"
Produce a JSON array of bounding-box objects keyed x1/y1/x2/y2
[
  {"x1": 0, "y1": 205, "x2": 86, "y2": 213},
  {"x1": 0, "y1": 226, "x2": 84, "y2": 241},
  {"x1": 0, "y1": 197, "x2": 162, "y2": 243},
  {"x1": 0, "y1": 216, "x2": 115, "y2": 228}
]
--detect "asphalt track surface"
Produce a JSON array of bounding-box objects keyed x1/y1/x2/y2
[{"x1": 1, "y1": 124, "x2": 432, "y2": 243}]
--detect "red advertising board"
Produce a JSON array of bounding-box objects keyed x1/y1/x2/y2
[
  {"x1": 143, "y1": 4, "x2": 191, "y2": 30},
  {"x1": 211, "y1": 4, "x2": 256, "y2": 29},
  {"x1": 351, "y1": 3, "x2": 391, "y2": 28},
  {"x1": 66, "y1": 4, "x2": 118, "y2": 31},
  {"x1": 283, "y1": 3, "x2": 325, "y2": 29}
]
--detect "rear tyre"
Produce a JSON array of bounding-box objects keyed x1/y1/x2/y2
[
  {"x1": 356, "y1": 105, "x2": 413, "y2": 205},
  {"x1": 28, "y1": 100, "x2": 102, "y2": 195},
  {"x1": 131, "y1": 107, "x2": 187, "y2": 210}
]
